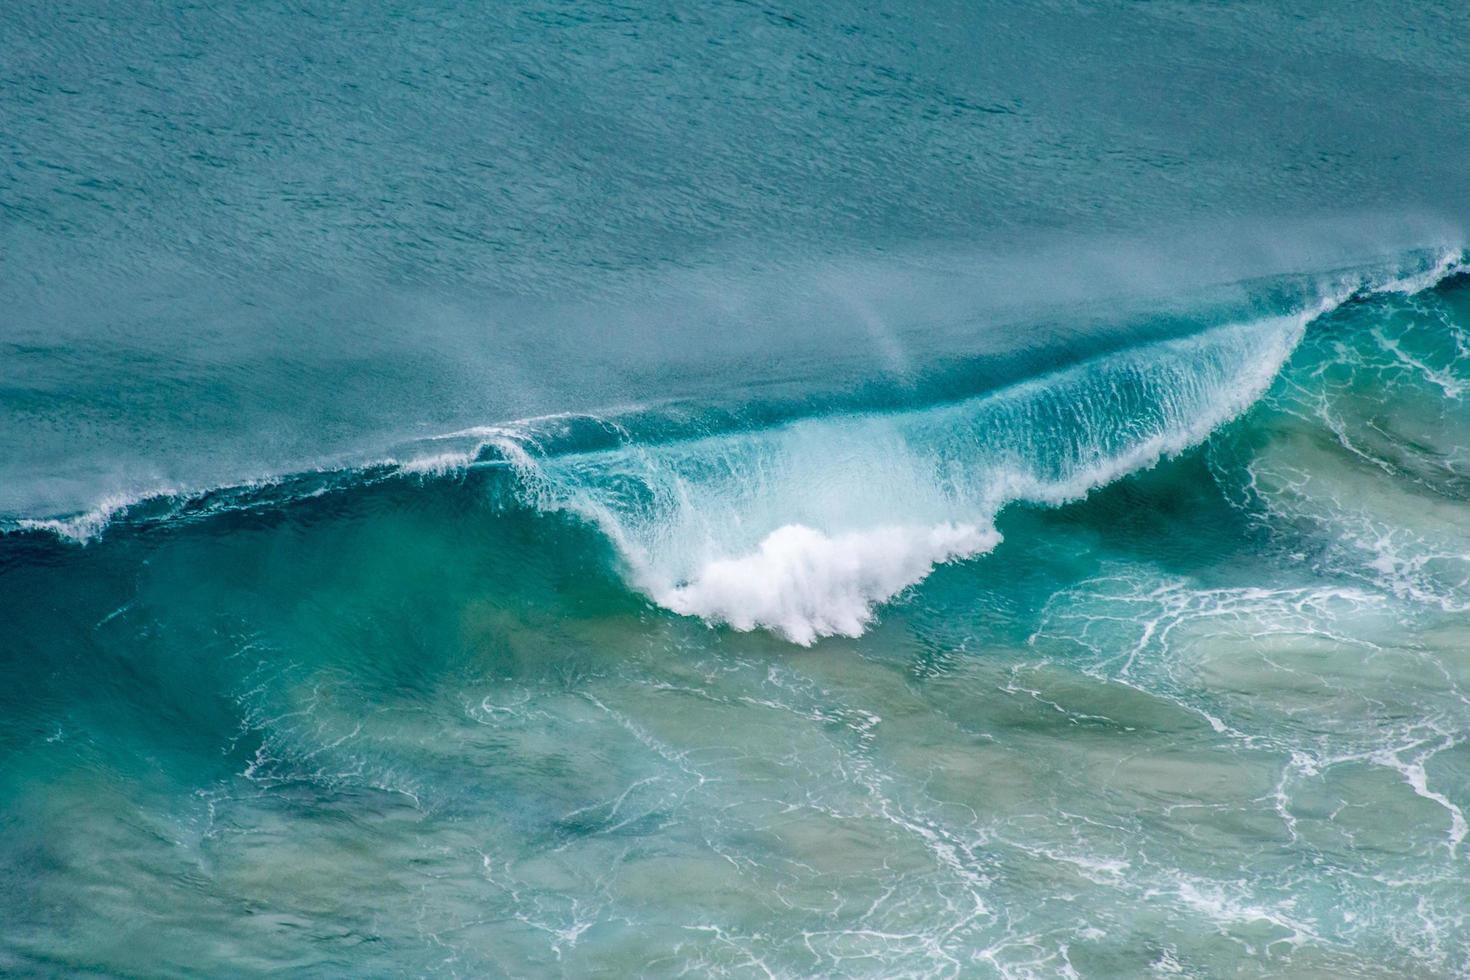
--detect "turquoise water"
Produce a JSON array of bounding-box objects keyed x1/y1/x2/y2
[{"x1": 6, "y1": 3, "x2": 1470, "y2": 977}]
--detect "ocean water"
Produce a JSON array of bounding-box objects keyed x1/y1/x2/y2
[{"x1": 5, "y1": 2, "x2": 1470, "y2": 977}]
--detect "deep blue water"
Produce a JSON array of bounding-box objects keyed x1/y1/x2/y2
[{"x1": 5, "y1": 2, "x2": 1470, "y2": 976}]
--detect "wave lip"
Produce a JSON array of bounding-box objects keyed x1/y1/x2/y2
[{"x1": 15, "y1": 492, "x2": 149, "y2": 544}]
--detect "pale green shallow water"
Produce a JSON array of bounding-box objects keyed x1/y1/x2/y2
[{"x1": 7, "y1": 1, "x2": 1470, "y2": 977}]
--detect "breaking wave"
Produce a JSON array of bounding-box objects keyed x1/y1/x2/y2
[{"x1": 7, "y1": 250, "x2": 1466, "y2": 644}]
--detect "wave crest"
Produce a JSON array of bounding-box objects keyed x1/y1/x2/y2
[
  {"x1": 502, "y1": 308, "x2": 1316, "y2": 643},
  {"x1": 10, "y1": 251, "x2": 1464, "y2": 645}
]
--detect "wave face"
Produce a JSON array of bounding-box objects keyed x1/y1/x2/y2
[
  {"x1": 15, "y1": 256, "x2": 1445, "y2": 641},
  {"x1": 496, "y1": 310, "x2": 1309, "y2": 642}
]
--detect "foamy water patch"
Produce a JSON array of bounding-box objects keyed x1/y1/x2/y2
[{"x1": 654, "y1": 522, "x2": 1001, "y2": 645}]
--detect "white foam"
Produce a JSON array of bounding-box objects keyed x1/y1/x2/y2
[
  {"x1": 17, "y1": 492, "x2": 153, "y2": 545},
  {"x1": 654, "y1": 522, "x2": 1001, "y2": 645},
  {"x1": 395, "y1": 450, "x2": 477, "y2": 477},
  {"x1": 1366, "y1": 248, "x2": 1467, "y2": 296}
]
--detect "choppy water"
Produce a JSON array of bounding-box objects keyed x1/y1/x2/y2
[{"x1": 6, "y1": 2, "x2": 1470, "y2": 977}]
